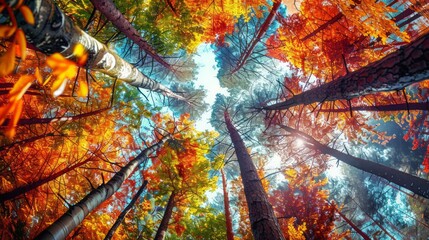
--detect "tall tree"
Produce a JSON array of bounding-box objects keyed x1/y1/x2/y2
[
  {"x1": 89, "y1": 0, "x2": 175, "y2": 72},
  {"x1": 7, "y1": 0, "x2": 185, "y2": 101},
  {"x1": 280, "y1": 125, "x2": 429, "y2": 199},
  {"x1": 263, "y1": 32, "x2": 429, "y2": 110},
  {"x1": 35, "y1": 137, "x2": 168, "y2": 240},
  {"x1": 224, "y1": 110, "x2": 284, "y2": 240},
  {"x1": 104, "y1": 180, "x2": 148, "y2": 240},
  {"x1": 221, "y1": 168, "x2": 234, "y2": 240}
]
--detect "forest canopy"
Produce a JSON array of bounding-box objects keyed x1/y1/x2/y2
[{"x1": 1, "y1": 0, "x2": 429, "y2": 239}]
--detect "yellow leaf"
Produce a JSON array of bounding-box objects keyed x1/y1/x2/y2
[
  {"x1": 77, "y1": 79, "x2": 88, "y2": 97},
  {"x1": 14, "y1": 29, "x2": 27, "y2": 60},
  {"x1": 42, "y1": 75, "x2": 52, "y2": 86},
  {"x1": 8, "y1": 75, "x2": 33, "y2": 101},
  {"x1": 73, "y1": 44, "x2": 85, "y2": 57},
  {"x1": 51, "y1": 77, "x2": 68, "y2": 97},
  {"x1": 35, "y1": 67, "x2": 43, "y2": 84},
  {"x1": 19, "y1": 5, "x2": 35, "y2": 25},
  {"x1": 0, "y1": 45, "x2": 16, "y2": 77}
]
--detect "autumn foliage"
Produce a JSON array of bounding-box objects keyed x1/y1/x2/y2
[{"x1": 1, "y1": 0, "x2": 429, "y2": 239}]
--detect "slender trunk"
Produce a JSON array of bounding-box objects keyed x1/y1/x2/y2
[
  {"x1": 89, "y1": 0, "x2": 175, "y2": 71},
  {"x1": 229, "y1": 0, "x2": 281, "y2": 75},
  {"x1": 319, "y1": 102, "x2": 429, "y2": 113},
  {"x1": 1, "y1": 107, "x2": 110, "y2": 126},
  {"x1": 301, "y1": 13, "x2": 345, "y2": 42},
  {"x1": 0, "y1": 132, "x2": 57, "y2": 151},
  {"x1": 104, "y1": 180, "x2": 148, "y2": 240},
  {"x1": 34, "y1": 138, "x2": 168, "y2": 240},
  {"x1": 362, "y1": 211, "x2": 397, "y2": 240},
  {"x1": 154, "y1": 190, "x2": 177, "y2": 240},
  {"x1": 280, "y1": 125, "x2": 429, "y2": 199},
  {"x1": 164, "y1": 0, "x2": 179, "y2": 17},
  {"x1": 335, "y1": 208, "x2": 371, "y2": 240},
  {"x1": 221, "y1": 168, "x2": 234, "y2": 240},
  {"x1": 10, "y1": 0, "x2": 185, "y2": 101},
  {"x1": 301, "y1": 5, "x2": 416, "y2": 42},
  {"x1": 224, "y1": 111, "x2": 285, "y2": 240},
  {"x1": 264, "y1": 32, "x2": 429, "y2": 111},
  {"x1": 0, "y1": 157, "x2": 93, "y2": 203}
]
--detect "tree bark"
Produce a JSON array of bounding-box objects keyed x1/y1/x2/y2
[
  {"x1": 229, "y1": 0, "x2": 281, "y2": 75},
  {"x1": 154, "y1": 190, "x2": 177, "y2": 240},
  {"x1": 221, "y1": 168, "x2": 234, "y2": 240},
  {"x1": 0, "y1": 132, "x2": 57, "y2": 151},
  {"x1": 0, "y1": 157, "x2": 92, "y2": 203},
  {"x1": 335, "y1": 207, "x2": 371, "y2": 240},
  {"x1": 224, "y1": 110, "x2": 285, "y2": 240},
  {"x1": 9, "y1": 0, "x2": 185, "y2": 101},
  {"x1": 89, "y1": 0, "x2": 174, "y2": 71},
  {"x1": 104, "y1": 180, "x2": 148, "y2": 240},
  {"x1": 264, "y1": 32, "x2": 429, "y2": 111},
  {"x1": 34, "y1": 137, "x2": 168, "y2": 240},
  {"x1": 319, "y1": 102, "x2": 429, "y2": 113},
  {"x1": 280, "y1": 125, "x2": 429, "y2": 199},
  {"x1": 1, "y1": 107, "x2": 110, "y2": 126}
]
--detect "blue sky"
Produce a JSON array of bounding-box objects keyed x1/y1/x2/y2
[{"x1": 193, "y1": 44, "x2": 228, "y2": 131}]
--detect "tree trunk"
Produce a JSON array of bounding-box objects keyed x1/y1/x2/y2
[
  {"x1": 104, "y1": 180, "x2": 148, "y2": 240},
  {"x1": 229, "y1": 0, "x2": 281, "y2": 75},
  {"x1": 1, "y1": 107, "x2": 110, "y2": 126},
  {"x1": 0, "y1": 157, "x2": 92, "y2": 203},
  {"x1": 154, "y1": 190, "x2": 177, "y2": 240},
  {"x1": 335, "y1": 207, "x2": 371, "y2": 240},
  {"x1": 34, "y1": 137, "x2": 168, "y2": 240},
  {"x1": 301, "y1": 13, "x2": 345, "y2": 42},
  {"x1": 224, "y1": 111, "x2": 285, "y2": 240},
  {"x1": 9, "y1": 0, "x2": 185, "y2": 101},
  {"x1": 264, "y1": 32, "x2": 429, "y2": 111},
  {"x1": 89, "y1": 0, "x2": 174, "y2": 71},
  {"x1": 319, "y1": 102, "x2": 429, "y2": 113},
  {"x1": 0, "y1": 132, "x2": 57, "y2": 151},
  {"x1": 221, "y1": 168, "x2": 234, "y2": 240},
  {"x1": 280, "y1": 125, "x2": 429, "y2": 199}
]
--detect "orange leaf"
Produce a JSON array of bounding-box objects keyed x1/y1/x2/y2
[
  {"x1": 35, "y1": 67, "x2": 43, "y2": 84},
  {"x1": 0, "y1": 25, "x2": 17, "y2": 38},
  {"x1": 0, "y1": 102, "x2": 14, "y2": 125},
  {"x1": 5, "y1": 99, "x2": 23, "y2": 139},
  {"x1": 8, "y1": 75, "x2": 33, "y2": 102},
  {"x1": 0, "y1": 45, "x2": 16, "y2": 76},
  {"x1": 14, "y1": 29, "x2": 27, "y2": 60},
  {"x1": 19, "y1": 5, "x2": 35, "y2": 25}
]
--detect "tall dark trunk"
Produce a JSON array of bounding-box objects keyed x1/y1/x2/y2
[
  {"x1": 89, "y1": 0, "x2": 174, "y2": 71},
  {"x1": 320, "y1": 102, "x2": 429, "y2": 113},
  {"x1": 280, "y1": 125, "x2": 429, "y2": 199},
  {"x1": 224, "y1": 111, "x2": 285, "y2": 240},
  {"x1": 0, "y1": 132, "x2": 57, "y2": 151},
  {"x1": 221, "y1": 168, "x2": 234, "y2": 240},
  {"x1": 154, "y1": 190, "x2": 177, "y2": 240},
  {"x1": 264, "y1": 32, "x2": 429, "y2": 111},
  {"x1": 335, "y1": 208, "x2": 371, "y2": 240},
  {"x1": 229, "y1": 0, "x2": 281, "y2": 75},
  {"x1": 34, "y1": 138, "x2": 168, "y2": 240},
  {"x1": 104, "y1": 180, "x2": 148, "y2": 240},
  {"x1": 1, "y1": 107, "x2": 110, "y2": 126},
  {"x1": 0, "y1": 157, "x2": 92, "y2": 203}
]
